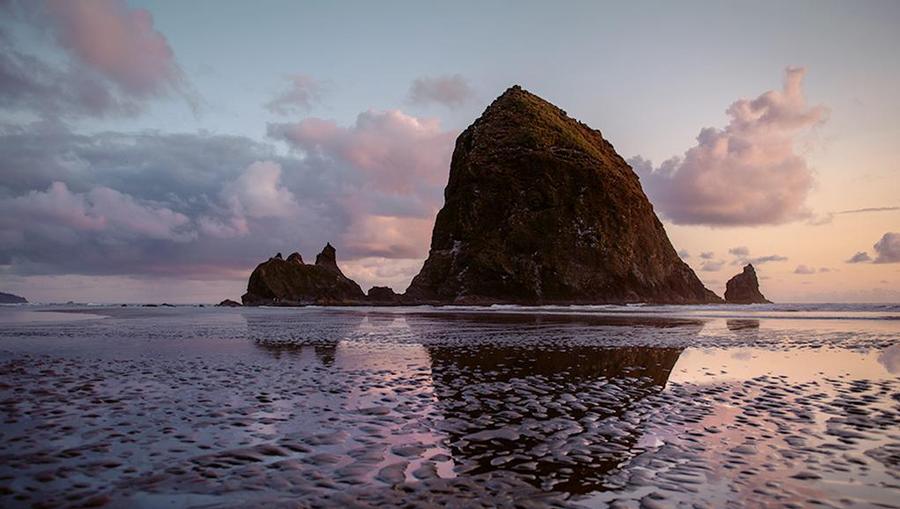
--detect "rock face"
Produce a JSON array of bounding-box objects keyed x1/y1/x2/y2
[
  {"x1": 0, "y1": 292, "x2": 27, "y2": 304},
  {"x1": 241, "y1": 243, "x2": 365, "y2": 305},
  {"x1": 724, "y1": 264, "x2": 771, "y2": 304},
  {"x1": 405, "y1": 86, "x2": 721, "y2": 305},
  {"x1": 367, "y1": 286, "x2": 400, "y2": 304},
  {"x1": 216, "y1": 299, "x2": 242, "y2": 307}
]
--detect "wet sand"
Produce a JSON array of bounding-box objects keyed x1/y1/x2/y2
[{"x1": 0, "y1": 305, "x2": 897, "y2": 508}]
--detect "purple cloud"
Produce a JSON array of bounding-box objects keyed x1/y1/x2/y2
[
  {"x1": 407, "y1": 74, "x2": 474, "y2": 108},
  {"x1": 268, "y1": 109, "x2": 455, "y2": 258},
  {"x1": 0, "y1": 0, "x2": 191, "y2": 119},
  {"x1": 631, "y1": 67, "x2": 827, "y2": 226},
  {"x1": 794, "y1": 264, "x2": 816, "y2": 275},
  {"x1": 846, "y1": 251, "x2": 872, "y2": 264},
  {"x1": 873, "y1": 232, "x2": 900, "y2": 263}
]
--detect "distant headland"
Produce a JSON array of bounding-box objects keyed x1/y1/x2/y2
[
  {"x1": 235, "y1": 86, "x2": 769, "y2": 306},
  {"x1": 0, "y1": 292, "x2": 28, "y2": 304}
]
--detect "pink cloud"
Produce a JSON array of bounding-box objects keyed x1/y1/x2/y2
[
  {"x1": 42, "y1": 0, "x2": 182, "y2": 97},
  {"x1": 268, "y1": 109, "x2": 456, "y2": 260},
  {"x1": 0, "y1": 181, "x2": 191, "y2": 241},
  {"x1": 632, "y1": 67, "x2": 828, "y2": 226},
  {"x1": 270, "y1": 109, "x2": 454, "y2": 195}
]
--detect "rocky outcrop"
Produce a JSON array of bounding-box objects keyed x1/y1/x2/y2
[
  {"x1": 241, "y1": 244, "x2": 365, "y2": 306},
  {"x1": 724, "y1": 264, "x2": 771, "y2": 304},
  {"x1": 217, "y1": 299, "x2": 242, "y2": 307},
  {"x1": 367, "y1": 286, "x2": 401, "y2": 304},
  {"x1": 405, "y1": 85, "x2": 721, "y2": 305},
  {"x1": 0, "y1": 292, "x2": 27, "y2": 304}
]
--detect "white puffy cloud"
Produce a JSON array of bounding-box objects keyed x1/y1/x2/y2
[{"x1": 631, "y1": 67, "x2": 827, "y2": 226}]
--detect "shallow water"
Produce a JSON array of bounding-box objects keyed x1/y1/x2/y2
[{"x1": 0, "y1": 304, "x2": 897, "y2": 508}]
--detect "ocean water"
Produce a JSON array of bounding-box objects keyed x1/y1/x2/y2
[{"x1": 0, "y1": 304, "x2": 897, "y2": 508}]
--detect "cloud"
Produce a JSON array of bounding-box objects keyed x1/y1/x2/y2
[
  {"x1": 839, "y1": 206, "x2": 900, "y2": 214},
  {"x1": 846, "y1": 251, "x2": 872, "y2": 264},
  {"x1": 631, "y1": 67, "x2": 827, "y2": 226},
  {"x1": 700, "y1": 251, "x2": 715, "y2": 260},
  {"x1": 407, "y1": 74, "x2": 474, "y2": 108},
  {"x1": 809, "y1": 206, "x2": 900, "y2": 226},
  {"x1": 223, "y1": 161, "x2": 301, "y2": 220},
  {"x1": 265, "y1": 74, "x2": 322, "y2": 115},
  {"x1": 747, "y1": 255, "x2": 788, "y2": 265},
  {"x1": 0, "y1": 181, "x2": 192, "y2": 244},
  {"x1": 0, "y1": 109, "x2": 455, "y2": 281},
  {"x1": 700, "y1": 260, "x2": 724, "y2": 272},
  {"x1": 0, "y1": 0, "x2": 190, "y2": 118},
  {"x1": 726, "y1": 246, "x2": 788, "y2": 266},
  {"x1": 794, "y1": 264, "x2": 816, "y2": 275},
  {"x1": 42, "y1": 0, "x2": 184, "y2": 97},
  {"x1": 677, "y1": 249, "x2": 690, "y2": 259},
  {"x1": 0, "y1": 28, "x2": 139, "y2": 117},
  {"x1": 873, "y1": 232, "x2": 900, "y2": 263},
  {"x1": 268, "y1": 110, "x2": 455, "y2": 257}
]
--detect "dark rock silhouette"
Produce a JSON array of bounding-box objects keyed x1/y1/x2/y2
[
  {"x1": 0, "y1": 292, "x2": 27, "y2": 304},
  {"x1": 216, "y1": 299, "x2": 242, "y2": 307},
  {"x1": 405, "y1": 85, "x2": 721, "y2": 305},
  {"x1": 241, "y1": 244, "x2": 365, "y2": 306},
  {"x1": 724, "y1": 264, "x2": 771, "y2": 304},
  {"x1": 367, "y1": 286, "x2": 400, "y2": 304}
]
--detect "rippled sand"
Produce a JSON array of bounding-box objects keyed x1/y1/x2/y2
[{"x1": 0, "y1": 305, "x2": 897, "y2": 508}]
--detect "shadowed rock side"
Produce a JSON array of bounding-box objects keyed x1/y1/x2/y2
[
  {"x1": 724, "y1": 264, "x2": 772, "y2": 304},
  {"x1": 406, "y1": 85, "x2": 721, "y2": 305},
  {"x1": 0, "y1": 291, "x2": 27, "y2": 304},
  {"x1": 241, "y1": 244, "x2": 366, "y2": 306}
]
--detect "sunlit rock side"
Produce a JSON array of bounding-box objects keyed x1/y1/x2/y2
[
  {"x1": 241, "y1": 243, "x2": 366, "y2": 306},
  {"x1": 405, "y1": 85, "x2": 721, "y2": 305},
  {"x1": 724, "y1": 264, "x2": 772, "y2": 304}
]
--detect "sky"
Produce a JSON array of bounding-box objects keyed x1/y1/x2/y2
[{"x1": 0, "y1": 0, "x2": 898, "y2": 303}]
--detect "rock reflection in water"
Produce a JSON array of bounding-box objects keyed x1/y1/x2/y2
[
  {"x1": 247, "y1": 312, "x2": 363, "y2": 366},
  {"x1": 406, "y1": 312, "x2": 692, "y2": 494},
  {"x1": 427, "y1": 345, "x2": 682, "y2": 494}
]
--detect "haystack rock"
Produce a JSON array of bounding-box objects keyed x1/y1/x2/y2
[
  {"x1": 241, "y1": 243, "x2": 365, "y2": 305},
  {"x1": 724, "y1": 264, "x2": 771, "y2": 304},
  {"x1": 405, "y1": 85, "x2": 721, "y2": 305}
]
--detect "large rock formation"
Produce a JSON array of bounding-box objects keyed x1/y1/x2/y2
[
  {"x1": 241, "y1": 244, "x2": 366, "y2": 305},
  {"x1": 405, "y1": 86, "x2": 721, "y2": 305},
  {"x1": 0, "y1": 291, "x2": 27, "y2": 304},
  {"x1": 724, "y1": 264, "x2": 771, "y2": 304}
]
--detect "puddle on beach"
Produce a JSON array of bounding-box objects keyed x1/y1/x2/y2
[{"x1": 0, "y1": 305, "x2": 897, "y2": 508}]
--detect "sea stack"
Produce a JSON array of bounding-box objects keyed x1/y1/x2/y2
[
  {"x1": 241, "y1": 243, "x2": 365, "y2": 305},
  {"x1": 724, "y1": 264, "x2": 771, "y2": 304},
  {"x1": 405, "y1": 86, "x2": 721, "y2": 305}
]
